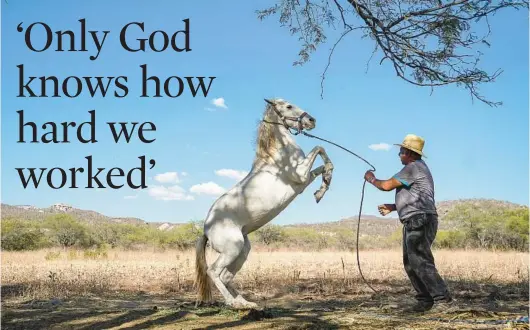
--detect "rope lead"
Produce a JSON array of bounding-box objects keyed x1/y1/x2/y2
[{"x1": 301, "y1": 131, "x2": 379, "y2": 294}]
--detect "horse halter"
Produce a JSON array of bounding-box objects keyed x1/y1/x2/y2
[{"x1": 263, "y1": 99, "x2": 308, "y2": 135}]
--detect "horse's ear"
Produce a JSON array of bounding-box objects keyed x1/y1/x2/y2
[{"x1": 264, "y1": 99, "x2": 274, "y2": 105}]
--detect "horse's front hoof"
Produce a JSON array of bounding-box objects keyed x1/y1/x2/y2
[{"x1": 314, "y1": 190, "x2": 325, "y2": 203}]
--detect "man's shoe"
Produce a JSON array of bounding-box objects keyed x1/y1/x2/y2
[
  {"x1": 403, "y1": 301, "x2": 434, "y2": 313},
  {"x1": 429, "y1": 297, "x2": 458, "y2": 314}
]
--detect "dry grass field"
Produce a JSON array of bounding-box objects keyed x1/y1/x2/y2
[{"x1": 2, "y1": 248, "x2": 529, "y2": 329}]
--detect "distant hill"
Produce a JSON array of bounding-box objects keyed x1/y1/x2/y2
[
  {"x1": 0, "y1": 203, "x2": 182, "y2": 231},
  {"x1": 1, "y1": 199, "x2": 527, "y2": 234},
  {"x1": 285, "y1": 215, "x2": 401, "y2": 237}
]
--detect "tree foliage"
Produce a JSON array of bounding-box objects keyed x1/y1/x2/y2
[
  {"x1": 256, "y1": 0, "x2": 528, "y2": 105},
  {"x1": 255, "y1": 224, "x2": 286, "y2": 245},
  {"x1": 43, "y1": 214, "x2": 87, "y2": 249},
  {"x1": 1, "y1": 218, "x2": 49, "y2": 251},
  {"x1": 440, "y1": 204, "x2": 529, "y2": 250}
]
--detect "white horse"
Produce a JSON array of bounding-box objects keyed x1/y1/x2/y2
[{"x1": 195, "y1": 98, "x2": 334, "y2": 309}]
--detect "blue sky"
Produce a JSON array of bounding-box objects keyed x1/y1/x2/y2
[{"x1": 1, "y1": 1, "x2": 528, "y2": 224}]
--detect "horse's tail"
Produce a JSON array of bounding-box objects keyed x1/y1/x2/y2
[{"x1": 195, "y1": 234, "x2": 212, "y2": 304}]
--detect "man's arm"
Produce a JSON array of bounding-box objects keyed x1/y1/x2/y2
[
  {"x1": 365, "y1": 164, "x2": 415, "y2": 192},
  {"x1": 368, "y1": 177, "x2": 403, "y2": 191}
]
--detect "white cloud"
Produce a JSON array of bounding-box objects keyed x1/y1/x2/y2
[
  {"x1": 211, "y1": 97, "x2": 228, "y2": 109},
  {"x1": 181, "y1": 172, "x2": 188, "y2": 177},
  {"x1": 215, "y1": 169, "x2": 248, "y2": 181},
  {"x1": 368, "y1": 143, "x2": 392, "y2": 151},
  {"x1": 124, "y1": 195, "x2": 138, "y2": 200},
  {"x1": 154, "y1": 172, "x2": 180, "y2": 184},
  {"x1": 148, "y1": 185, "x2": 194, "y2": 201},
  {"x1": 190, "y1": 182, "x2": 226, "y2": 196}
]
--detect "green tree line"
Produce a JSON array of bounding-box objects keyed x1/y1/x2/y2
[
  {"x1": 1, "y1": 214, "x2": 203, "y2": 251},
  {"x1": 1, "y1": 205, "x2": 528, "y2": 251},
  {"x1": 251, "y1": 205, "x2": 529, "y2": 251}
]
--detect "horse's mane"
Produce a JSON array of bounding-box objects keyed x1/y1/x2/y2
[{"x1": 253, "y1": 104, "x2": 279, "y2": 165}]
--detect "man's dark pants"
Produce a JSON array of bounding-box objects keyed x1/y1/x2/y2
[{"x1": 402, "y1": 213, "x2": 451, "y2": 303}]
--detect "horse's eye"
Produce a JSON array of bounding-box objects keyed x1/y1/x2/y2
[{"x1": 286, "y1": 105, "x2": 292, "y2": 109}]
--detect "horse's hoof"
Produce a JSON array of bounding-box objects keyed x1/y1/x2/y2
[
  {"x1": 230, "y1": 299, "x2": 258, "y2": 310},
  {"x1": 243, "y1": 301, "x2": 258, "y2": 309},
  {"x1": 314, "y1": 190, "x2": 325, "y2": 203}
]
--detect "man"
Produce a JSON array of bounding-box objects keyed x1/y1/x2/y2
[{"x1": 364, "y1": 134, "x2": 453, "y2": 313}]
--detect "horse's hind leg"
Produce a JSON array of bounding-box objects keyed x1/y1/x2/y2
[
  {"x1": 207, "y1": 227, "x2": 251, "y2": 309},
  {"x1": 220, "y1": 235, "x2": 255, "y2": 308}
]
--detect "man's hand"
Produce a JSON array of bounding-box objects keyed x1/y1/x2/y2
[
  {"x1": 378, "y1": 204, "x2": 396, "y2": 216},
  {"x1": 364, "y1": 170, "x2": 375, "y2": 182}
]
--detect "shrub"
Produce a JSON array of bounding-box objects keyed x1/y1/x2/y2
[
  {"x1": 43, "y1": 214, "x2": 87, "y2": 249},
  {"x1": 434, "y1": 230, "x2": 466, "y2": 249},
  {"x1": 255, "y1": 224, "x2": 286, "y2": 246},
  {"x1": 443, "y1": 204, "x2": 528, "y2": 251},
  {"x1": 163, "y1": 222, "x2": 203, "y2": 250},
  {"x1": 45, "y1": 251, "x2": 61, "y2": 261},
  {"x1": 1, "y1": 218, "x2": 50, "y2": 251}
]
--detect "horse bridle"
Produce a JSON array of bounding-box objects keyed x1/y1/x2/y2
[{"x1": 262, "y1": 99, "x2": 308, "y2": 135}]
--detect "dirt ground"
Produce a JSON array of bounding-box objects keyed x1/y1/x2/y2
[{"x1": 2, "y1": 280, "x2": 529, "y2": 330}]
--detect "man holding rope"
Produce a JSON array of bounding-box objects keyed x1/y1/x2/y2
[{"x1": 364, "y1": 134, "x2": 453, "y2": 313}]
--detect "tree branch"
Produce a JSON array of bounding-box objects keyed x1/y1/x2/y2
[
  {"x1": 320, "y1": 27, "x2": 362, "y2": 99},
  {"x1": 256, "y1": 0, "x2": 528, "y2": 106}
]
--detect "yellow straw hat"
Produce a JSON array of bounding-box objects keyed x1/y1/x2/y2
[{"x1": 394, "y1": 134, "x2": 427, "y2": 158}]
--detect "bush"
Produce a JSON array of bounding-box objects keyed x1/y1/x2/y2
[
  {"x1": 443, "y1": 204, "x2": 528, "y2": 251},
  {"x1": 282, "y1": 227, "x2": 330, "y2": 250},
  {"x1": 505, "y1": 208, "x2": 529, "y2": 250},
  {"x1": 254, "y1": 224, "x2": 285, "y2": 246},
  {"x1": 45, "y1": 251, "x2": 61, "y2": 261},
  {"x1": 43, "y1": 214, "x2": 88, "y2": 249},
  {"x1": 67, "y1": 250, "x2": 79, "y2": 260},
  {"x1": 1, "y1": 218, "x2": 50, "y2": 251},
  {"x1": 385, "y1": 228, "x2": 403, "y2": 248},
  {"x1": 162, "y1": 222, "x2": 203, "y2": 250},
  {"x1": 434, "y1": 230, "x2": 466, "y2": 249}
]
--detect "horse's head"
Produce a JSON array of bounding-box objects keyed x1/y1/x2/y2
[{"x1": 264, "y1": 98, "x2": 316, "y2": 134}]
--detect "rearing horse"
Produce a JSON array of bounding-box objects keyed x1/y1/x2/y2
[{"x1": 195, "y1": 98, "x2": 334, "y2": 308}]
